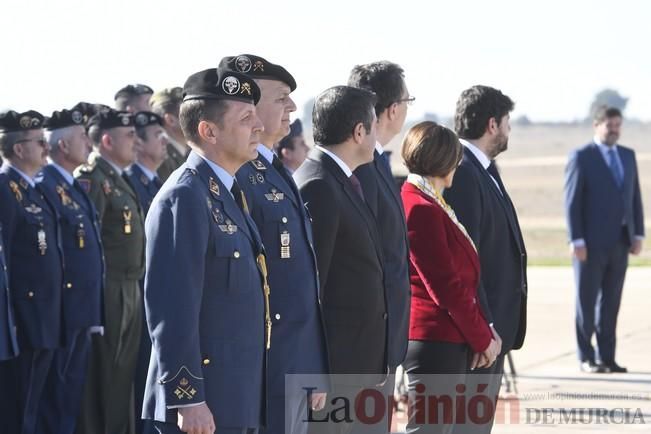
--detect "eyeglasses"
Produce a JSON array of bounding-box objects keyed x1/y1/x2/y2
[
  {"x1": 396, "y1": 96, "x2": 416, "y2": 106},
  {"x1": 15, "y1": 138, "x2": 47, "y2": 147}
]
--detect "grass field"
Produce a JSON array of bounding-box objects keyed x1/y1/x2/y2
[{"x1": 384, "y1": 122, "x2": 651, "y2": 265}]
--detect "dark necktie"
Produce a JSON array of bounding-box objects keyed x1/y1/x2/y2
[
  {"x1": 487, "y1": 161, "x2": 507, "y2": 195},
  {"x1": 272, "y1": 155, "x2": 293, "y2": 186},
  {"x1": 378, "y1": 151, "x2": 392, "y2": 178},
  {"x1": 349, "y1": 173, "x2": 365, "y2": 202},
  {"x1": 230, "y1": 180, "x2": 248, "y2": 214},
  {"x1": 607, "y1": 148, "x2": 624, "y2": 187},
  {"x1": 153, "y1": 176, "x2": 163, "y2": 189},
  {"x1": 487, "y1": 161, "x2": 518, "y2": 224}
]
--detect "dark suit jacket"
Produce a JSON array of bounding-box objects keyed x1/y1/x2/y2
[
  {"x1": 294, "y1": 148, "x2": 387, "y2": 382},
  {"x1": 401, "y1": 182, "x2": 492, "y2": 353},
  {"x1": 444, "y1": 147, "x2": 527, "y2": 353},
  {"x1": 565, "y1": 143, "x2": 644, "y2": 250},
  {"x1": 355, "y1": 151, "x2": 410, "y2": 368}
]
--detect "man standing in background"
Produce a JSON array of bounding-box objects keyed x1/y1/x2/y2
[
  {"x1": 149, "y1": 87, "x2": 190, "y2": 181},
  {"x1": 565, "y1": 106, "x2": 644, "y2": 374}
]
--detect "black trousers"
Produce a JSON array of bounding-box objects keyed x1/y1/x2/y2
[{"x1": 403, "y1": 340, "x2": 504, "y2": 434}]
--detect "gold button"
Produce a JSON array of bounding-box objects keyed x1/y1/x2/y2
[
  {"x1": 281, "y1": 217, "x2": 288, "y2": 223},
  {"x1": 66, "y1": 282, "x2": 72, "y2": 288},
  {"x1": 203, "y1": 358, "x2": 210, "y2": 365},
  {"x1": 275, "y1": 313, "x2": 281, "y2": 320},
  {"x1": 233, "y1": 251, "x2": 240, "y2": 259},
  {"x1": 28, "y1": 291, "x2": 34, "y2": 298}
]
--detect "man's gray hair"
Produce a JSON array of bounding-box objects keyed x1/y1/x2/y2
[{"x1": 45, "y1": 126, "x2": 75, "y2": 155}]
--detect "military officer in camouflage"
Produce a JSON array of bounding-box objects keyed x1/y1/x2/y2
[
  {"x1": 220, "y1": 54, "x2": 328, "y2": 434},
  {"x1": 75, "y1": 109, "x2": 145, "y2": 434},
  {"x1": 0, "y1": 110, "x2": 64, "y2": 434},
  {"x1": 37, "y1": 108, "x2": 105, "y2": 434},
  {"x1": 142, "y1": 67, "x2": 268, "y2": 434},
  {"x1": 150, "y1": 87, "x2": 190, "y2": 181}
]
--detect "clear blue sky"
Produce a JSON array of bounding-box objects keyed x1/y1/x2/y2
[{"x1": 2, "y1": 0, "x2": 650, "y2": 121}]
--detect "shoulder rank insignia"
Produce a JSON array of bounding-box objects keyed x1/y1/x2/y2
[
  {"x1": 264, "y1": 188, "x2": 284, "y2": 202},
  {"x1": 251, "y1": 160, "x2": 266, "y2": 171},
  {"x1": 9, "y1": 181, "x2": 23, "y2": 202},
  {"x1": 77, "y1": 178, "x2": 91, "y2": 193},
  {"x1": 209, "y1": 177, "x2": 220, "y2": 196}
]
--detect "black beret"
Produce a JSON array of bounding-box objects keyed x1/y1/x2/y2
[
  {"x1": 182, "y1": 68, "x2": 261, "y2": 105},
  {"x1": 134, "y1": 111, "x2": 163, "y2": 128},
  {"x1": 0, "y1": 110, "x2": 45, "y2": 133},
  {"x1": 288, "y1": 119, "x2": 303, "y2": 137},
  {"x1": 114, "y1": 83, "x2": 154, "y2": 101},
  {"x1": 45, "y1": 109, "x2": 86, "y2": 130},
  {"x1": 87, "y1": 109, "x2": 134, "y2": 130},
  {"x1": 218, "y1": 54, "x2": 296, "y2": 92}
]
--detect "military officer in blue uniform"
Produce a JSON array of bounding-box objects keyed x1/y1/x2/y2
[
  {"x1": 0, "y1": 223, "x2": 18, "y2": 362},
  {"x1": 0, "y1": 110, "x2": 64, "y2": 434},
  {"x1": 142, "y1": 68, "x2": 269, "y2": 434},
  {"x1": 126, "y1": 110, "x2": 167, "y2": 434},
  {"x1": 126, "y1": 111, "x2": 167, "y2": 214},
  {"x1": 34, "y1": 108, "x2": 105, "y2": 434},
  {"x1": 219, "y1": 54, "x2": 329, "y2": 434}
]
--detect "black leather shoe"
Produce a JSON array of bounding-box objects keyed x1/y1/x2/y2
[
  {"x1": 599, "y1": 362, "x2": 628, "y2": 373},
  {"x1": 580, "y1": 360, "x2": 606, "y2": 373}
]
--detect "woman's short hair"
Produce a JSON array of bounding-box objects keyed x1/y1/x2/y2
[{"x1": 401, "y1": 121, "x2": 463, "y2": 178}]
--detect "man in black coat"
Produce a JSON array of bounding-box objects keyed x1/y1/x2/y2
[
  {"x1": 295, "y1": 86, "x2": 387, "y2": 434},
  {"x1": 444, "y1": 85, "x2": 527, "y2": 434},
  {"x1": 348, "y1": 61, "x2": 411, "y2": 374}
]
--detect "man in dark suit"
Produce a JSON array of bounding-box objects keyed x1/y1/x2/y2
[
  {"x1": 142, "y1": 68, "x2": 268, "y2": 434},
  {"x1": 295, "y1": 86, "x2": 386, "y2": 434},
  {"x1": 220, "y1": 54, "x2": 329, "y2": 434},
  {"x1": 0, "y1": 110, "x2": 64, "y2": 434},
  {"x1": 37, "y1": 108, "x2": 105, "y2": 434},
  {"x1": 444, "y1": 85, "x2": 527, "y2": 434},
  {"x1": 348, "y1": 61, "x2": 412, "y2": 391},
  {"x1": 565, "y1": 106, "x2": 644, "y2": 374}
]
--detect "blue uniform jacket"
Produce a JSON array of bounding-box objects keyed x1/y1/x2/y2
[
  {"x1": 126, "y1": 164, "x2": 162, "y2": 215},
  {"x1": 0, "y1": 223, "x2": 19, "y2": 360},
  {"x1": 0, "y1": 165, "x2": 64, "y2": 351},
  {"x1": 565, "y1": 143, "x2": 645, "y2": 249},
  {"x1": 236, "y1": 155, "x2": 328, "y2": 396},
  {"x1": 36, "y1": 165, "x2": 105, "y2": 339},
  {"x1": 142, "y1": 151, "x2": 267, "y2": 428}
]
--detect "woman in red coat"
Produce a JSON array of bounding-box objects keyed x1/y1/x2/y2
[{"x1": 400, "y1": 121, "x2": 499, "y2": 434}]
